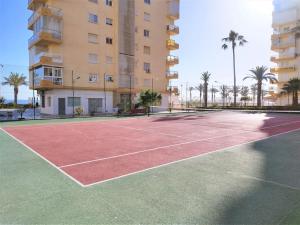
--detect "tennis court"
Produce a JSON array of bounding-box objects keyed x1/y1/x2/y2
[{"x1": 2, "y1": 111, "x2": 300, "y2": 187}]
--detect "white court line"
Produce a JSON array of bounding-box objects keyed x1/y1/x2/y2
[
  {"x1": 227, "y1": 172, "x2": 300, "y2": 191},
  {"x1": 60, "y1": 120, "x2": 300, "y2": 169},
  {"x1": 84, "y1": 127, "x2": 300, "y2": 187},
  {"x1": 2, "y1": 120, "x2": 300, "y2": 188},
  {"x1": 0, "y1": 127, "x2": 86, "y2": 187}
]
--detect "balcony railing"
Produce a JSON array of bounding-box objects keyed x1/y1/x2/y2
[
  {"x1": 33, "y1": 52, "x2": 63, "y2": 66},
  {"x1": 166, "y1": 71, "x2": 179, "y2": 79},
  {"x1": 270, "y1": 66, "x2": 296, "y2": 73},
  {"x1": 167, "y1": 86, "x2": 179, "y2": 94},
  {"x1": 28, "y1": 0, "x2": 48, "y2": 10},
  {"x1": 271, "y1": 39, "x2": 295, "y2": 50},
  {"x1": 166, "y1": 55, "x2": 179, "y2": 65},
  {"x1": 270, "y1": 53, "x2": 296, "y2": 62},
  {"x1": 166, "y1": 39, "x2": 179, "y2": 50},
  {"x1": 167, "y1": 24, "x2": 179, "y2": 35},
  {"x1": 28, "y1": 28, "x2": 62, "y2": 47},
  {"x1": 28, "y1": 6, "x2": 63, "y2": 30}
]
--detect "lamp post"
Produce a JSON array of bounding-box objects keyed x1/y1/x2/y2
[
  {"x1": 0, "y1": 64, "x2": 3, "y2": 97},
  {"x1": 129, "y1": 75, "x2": 132, "y2": 112},
  {"x1": 71, "y1": 70, "x2": 80, "y2": 118},
  {"x1": 103, "y1": 73, "x2": 114, "y2": 113}
]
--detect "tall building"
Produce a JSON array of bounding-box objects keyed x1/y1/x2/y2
[
  {"x1": 271, "y1": 0, "x2": 300, "y2": 105},
  {"x1": 28, "y1": 0, "x2": 180, "y2": 115}
]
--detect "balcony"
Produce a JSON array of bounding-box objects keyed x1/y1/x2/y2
[
  {"x1": 31, "y1": 53, "x2": 63, "y2": 68},
  {"x1": 270, "y1": 66, "x2": 296, "y2": 73},
  {"x1": 28, "y1": 28, "x2": 62, "y2": 48},
  {"x1": 167, "y1": 24, "x2": 179, "y2": 35},
  {"x1": 167, "y1": 86, "x2": 179, "y2": 94},
  {"x1": 34, "y1": 76, "x2": 63, "y2": 90},
  {"x1": 28, "y1": 6, "x2": 63, "y2": 30},
  {"x1": 271, "y1": 39, "x2": 295, "y2": 51},
  {"x1": 166, "y1": 71, "x2": 179, "y2": 79},
  {"x1": 270, "y1": 54, "x2": 296, "y2": 62},
  {"x1": 28, "y1": 0, "x2": 48, "y2": 10},
  {"x1": 166, "y1": 39, "x2": 179, "y2": 50},
  {"x1": 166, "y1": 55, "x2": 179, "y2": 66},
  {"x1": 167, "y1": 0, "x2": 180, "y2": 20}
]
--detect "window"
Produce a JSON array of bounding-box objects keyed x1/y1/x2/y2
[
  {"x1": 106, "y1": 37, "x2": 113, "y2": 45},
  {"x1": 144, "y1": 12, "x2": 150, "y2": 21},
  {"x1": 88, "y1": 13, "x2": 98, "y2": 23},
  {"x1": 88, "y1": 53, "x2": 98, "y2": 64},
  {"x1": 144, "y1": 29, "x2": 150, "y2": 37},
  {"x1": 104, "y1": 74, "x2": 114, "y2": 82},
  {"x1": 144, "y1": 63, "x2": 151, "y2": 73},
  {"x1": 88, "y1": 33, "x2": 98, "y2": 43},
  {"x1": 89, "y1": 0, "x2": 98, "y2": 3},
  {"x1": 144, "y1": 46, "x2": 151, "y2": 55},
  {"x1": 47, "y1": 96, "x2": 51, "y2": 107},
  {"x1": 89, "y1": 73, "x2": 98, "y2": 83},
  {"x1": 105, "y1": 0, "x2": 112, "y2": 6},
  {"x1": 144, "y1": 0, "x2": 150, "y2": 4},
  {"x1": 106, "y1": 18, "x2": 113, "y2": 25},
  {"x1": 68, "y1": 97, "x2": 81, "y2": 107},
  {"x1": 106, "y1": 56, "x2": 113, "y2": 64}
]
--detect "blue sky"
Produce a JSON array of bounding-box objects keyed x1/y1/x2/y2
[{"x1": 0, "y1": 0, "x2": 273, "y2": 100}]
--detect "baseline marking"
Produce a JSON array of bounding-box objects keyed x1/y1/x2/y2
[{"x1": 0, "y1": 127, "x2": 85, "y2": 187}]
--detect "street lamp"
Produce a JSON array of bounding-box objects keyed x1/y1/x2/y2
[
  {"x1": 32, "y1": 69, "x2": 36, "y2": 120},
  {"x1": 104, "y1": 73, "x2": 114, "y2": 113},
  {"x1": 71, "y1": 70, "x2": 80, "y2": 118}
]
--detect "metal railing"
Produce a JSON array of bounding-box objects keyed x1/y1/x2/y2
[
  {"x1": 167, "y1": 55, "x2": 179, "y2": 63},
  {"x1": 28, "y1": 28, "x2": 62, "y2": 46},
  {"x1": 33, "y1": 52, "x2": 63, "y2": 65},
  {"x1": 28, "y1": 5, "x2": 63, "y2": 27},
  {"x1": 166, "y1": 71, "x2": 179, "y2": 79},
  {"x1": 167, "y1": 24, "x2": 179, "y2": 33}
]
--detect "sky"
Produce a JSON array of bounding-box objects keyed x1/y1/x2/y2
[{"x1": 0, "y1": 0, "x2": 273, "y2": 101}]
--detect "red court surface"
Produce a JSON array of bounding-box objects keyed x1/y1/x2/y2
[{"x1": 3, "y1": 111, "x2": 300, "y2": 187}]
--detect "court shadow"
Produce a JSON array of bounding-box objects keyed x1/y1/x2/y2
[
  {"x1": 216, "y1": 113, "x2": 300, "y2": 224},
  {"x1": 152, "y1": 114, "x2": 205, "y2": 122}
]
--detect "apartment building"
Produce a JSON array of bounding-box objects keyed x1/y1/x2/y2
[
  {"x1": 271, "y1": 0, "x2": 300, "y2": 105},
  {"x1": 28, "y1": 0, "x2": 179, "y2": 115}
]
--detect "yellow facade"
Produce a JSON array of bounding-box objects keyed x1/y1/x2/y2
[
  {"x1": 271, "y1": 0, "x2": 300, "y2": 105},
  {"x1": 28, "y1": 0, "x2": 179, "y2": 115}
]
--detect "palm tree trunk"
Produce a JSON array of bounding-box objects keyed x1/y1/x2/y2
[
  {"x1": 204, "y1": 84, "x2": 208, "y2": 108},
  {"x1": 232, "y1": 45, "x2": 237, "y2": 107},
  {"x1": 199, "y1": 90, "x2": 202, "y2": 107},
  {"x1": 14, "y1": 87, "x2": 18, "y2": 105},
  {"x1": 257, "y1": 82, "x2": 262, "y2": 107}
]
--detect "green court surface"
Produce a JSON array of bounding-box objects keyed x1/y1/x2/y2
[{"x1": 1, "y1": 115, "x2": 300, "y2": 224}]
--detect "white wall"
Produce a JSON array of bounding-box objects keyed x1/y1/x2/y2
[{"x1": 40, "y1": 89, "x2": 113, "y2": 115}]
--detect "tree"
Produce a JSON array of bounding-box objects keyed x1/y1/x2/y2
[
  {"x1": 240, "y1": 86, "x2": 250, "y2": 106},
  {"x1": 201, "y1": 72, "x2": 211, "y2": 108},
  {"x1": 0, "y1": 96, "x2": 5, "y2": 108},
  {"x1": 188, "y1": 87, "x2": 194, "y2": 107},
  {"x1": 282, "y1": 78, "x2": 300, "y2": 106},
  {"x1": 138, "y1": 90, "x2": 162, "y2": 115},
  {"x1": 209, "y1": 87, "x2": 219, "y2": 103},
  {"x1": 243, "y1": 66, "x2": 277, "y2": 107},
  {"x1": 281, "y1": 85, "x2": 292, "y2": 106},
  {"x1": 195, "y1": 84, "x2": 203, "y2": 107},
  {"x1": 222, "y1": 30, "x2": 247, "y2": 107},
  {"x1": 250, "y1": 84, "x2": 257, "y2": 106},
  {"x1": 2, "y1": 72, "x2": 27, "y2": 105},
  {"x1": 219, "y1": 85, "x2": 229, "y2": 107}
]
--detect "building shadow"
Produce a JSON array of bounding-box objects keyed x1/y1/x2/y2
[{"x1": 216, "y1": 113, "x2": 300, "y2": 224}]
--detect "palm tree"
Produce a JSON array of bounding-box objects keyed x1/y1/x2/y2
[
  {"x1": 201, "y1": 72, "x2": 211, "y2": 108},
  {"x1": 283, "y1": 78, "x2": 300, "y2": 106},
  {"x1": 243, "y1": 66, "x2": 277, "y2": 107},
  {"x1": 138, "y1": 90, "x2": 162, "y2": 115},
  {"x1": 188, "y1": 87, "x2": 194, "y2": 107},
  {"x1": 281, "y1": 85, "x2": 292, "y2": 106},
  {"x1": 2, "y1": 72, "x2": 27, "y2": 105},
  {"x1": 195, "y1": 84, "x2": 203, "y2": 107},
  {"x1": 250, "y1": 84, "x2": 257, "y2": 106},
  {"x1": 240, "y1": 86, "x2": 250, "y2": 106},
  {"x1": 222, "y1": 30, "x2": 247, "y2": 106},
  {"x1": 219, "y1": 85, "x2": 229, "y2": 107}
]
